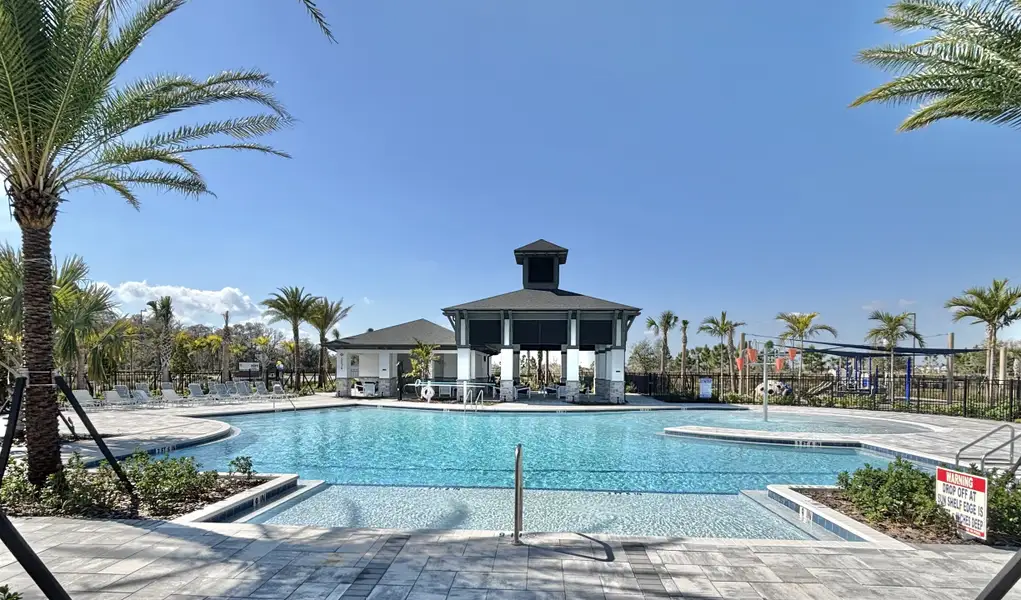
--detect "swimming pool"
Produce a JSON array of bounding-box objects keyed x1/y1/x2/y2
[{"x1": 167, "y1": 407, "x2": 909, "y2": 537}]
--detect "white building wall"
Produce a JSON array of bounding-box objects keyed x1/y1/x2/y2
[{"x1": 358, "y1": 353, "x2": 379, "y2": 378}]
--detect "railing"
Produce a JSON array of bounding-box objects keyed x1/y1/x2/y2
[
  {"x1": 626, "y1": 372, "x2": 1021, "y2": 422},
  {"x1": 513, "y1": 444, "x2": 523, "y2": 545},
  {"x1": 956, "y1": 424, "x2": 1017, "y2": 469}
]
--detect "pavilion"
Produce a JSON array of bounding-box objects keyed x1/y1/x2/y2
[{"x1": 330, "y1": 240, "x2": 640, "y2": 403}]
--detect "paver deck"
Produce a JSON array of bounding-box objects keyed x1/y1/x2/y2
[{"x1": 1, "y1": 517, "x2": 1017, "y2": 600}]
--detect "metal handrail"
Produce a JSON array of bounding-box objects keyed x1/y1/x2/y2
[
  {"x1": 982, "y1": 432, "x2": 1021, "y2": 470},
  {"x1": 513, "y1": 444, "x2": 523, "y2": 545},
  {"x1": 956, "y1": 424, "x2": 1017, "y2": 467}
]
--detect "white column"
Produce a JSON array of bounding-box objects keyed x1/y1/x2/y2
[
  {"x1": 378, "y1": 351, "x2": 391, "y2": 379},
  {"x1": 337, "y1": 352, "x2": 347, "y2": 378},
  {"x1": 610, "y1": 348, "x2": 625, "y2": 381},
  {"x1": 566, "y1": 349, "x2": 580, "y2": 381},
  {"x1": 457, "y1": 347, "x2": 472, "y2": 381},
  {"x1": 500, "y1": 349, "x2": 514, "y2": 381}
]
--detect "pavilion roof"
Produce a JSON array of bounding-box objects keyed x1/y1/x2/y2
[
  {"x1": 443, "y1": 288, "x2": 639, "y2": 313},
  {"x1": 325, "y1": 319, "x2": 454, "y2": 350}
]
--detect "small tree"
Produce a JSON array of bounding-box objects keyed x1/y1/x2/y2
[{"x1": 410, "y1": 339, "x2": 438, "y2": 381}]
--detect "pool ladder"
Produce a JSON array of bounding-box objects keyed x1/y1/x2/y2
[{"x1": 955, "y1": 424, "x2": 1021, "y2": 470}]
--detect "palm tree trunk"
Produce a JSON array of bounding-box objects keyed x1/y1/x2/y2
[
  {"x1": 660, "y1": 330, "x2": 667, "y2": 376},
  {"x1": 799, "y1": 338, "x2": 805, "y2": 377},
  {"x1": 680, "y1": 339, "x2": 687, "y2": 391},
  {"x1": 719, "y1": 336, "x2": 725, "y2": 392},
  {"x1": 22, "y1": 226, "x2": 61, "y2": 484},
  {"x1": 292, "y1": 325, "x2": 301, "y2": 391},
  {"x1": 76, "y1": 350, "x2": 88, "y2": 390},
  {"x1": 318, "y1": 335, "x2": 327, "y2": 388},
  {"x1": 889, "y1": 348, "x2": 895, "y2": 402}
]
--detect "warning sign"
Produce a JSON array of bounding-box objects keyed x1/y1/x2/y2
[{"x1": 936, "y1": 467, "x2": 987, "y2": 540}]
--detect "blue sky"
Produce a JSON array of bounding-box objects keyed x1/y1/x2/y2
[{"x1": 8, "y1": 0, "x2": 1018, "y2": 351}]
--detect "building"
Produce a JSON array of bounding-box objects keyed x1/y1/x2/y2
[{"x1": 328, "y1": 240, "x2": 641, "y2": 403}]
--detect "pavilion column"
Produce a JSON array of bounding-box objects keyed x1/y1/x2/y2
[
  {"x1": 608, "y1": 347, "x2": 626, "y2": 404},
  {"x1": 500, "y1": 312, "x2": 515, "y2": 401},
  {"x1": 593, "y1": 346, "x2": 603, "y2": 397},
  {"x1": 378, "y1": 351, "x2": 392, "y2": 397},
  {"x1": 561, "y1": 350, "x2": 567, "y2": 385},
  {"x1": 566, "y1": 311, "x2": 580, "y2": 400},
  {"x1": 456, "y1": 312, "x2": 472, "y2": 392},
  {"x1": 336, "y1": 351, "x2": 349, "y2": 397}
]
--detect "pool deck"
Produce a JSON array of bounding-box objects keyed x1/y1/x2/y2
[
  {"x1": 5, "y1": 396, "x2": 1021, "y2": 599},
  {"x1": 2, "y1": 516, "x2": 1014, "y2": 600}
]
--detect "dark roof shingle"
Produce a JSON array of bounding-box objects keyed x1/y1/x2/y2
[
  {"x1": 326, "y1": 319, "x2": 454, "y2": 349},
  {"x1": 514, "y1": 239, "x2": 568, "y2": 254},
  {"x1": 443, "y1": 288, "x2": 639, "y2": 312}
]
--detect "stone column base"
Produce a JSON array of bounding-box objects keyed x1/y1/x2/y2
[
  {"x1": 378, "y1": 377, "x2": 392, "y2": 397},
  {"x1": 336, "y1": 377, "x2": 350, "y2": 397},
  {"x1": 500, "y1": 380, "x2": 515, "y2": 402},
  {"x1": 565, "y1": 381, "x2": 580, "y2": 402},
  {"x1": 607, "y1": 380, "x2": 625, "y2": 404}
]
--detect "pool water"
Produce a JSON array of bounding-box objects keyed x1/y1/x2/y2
[
  {"x1": 171, "y1": 407, "x2": 899, "y2": 494},
  {"x1": 170, "y1": 407, "x2": 909, "y2": 537}
]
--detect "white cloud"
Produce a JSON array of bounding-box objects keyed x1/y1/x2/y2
[
  {"x1": 898, "y1": 299, "x2": 917, "y2": 307},
  {"x1": 363, "y1": 297, "x2": 373, "y2": 305},
  {"x1": 861, "y1": 300, "x2": 883, "y2": 312},
  {"x1": 103, "y1": 281, "x2": 263, "y2": 326}
]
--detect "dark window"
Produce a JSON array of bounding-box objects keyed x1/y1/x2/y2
[
  {"x1": 579, "y1": 320, "x2": 613, "y2": 346},
  {"x1": 528, "y1": 257, "x2": 555, "y2": 283},
  {"x1": 513, "y1": 320, "x2": 567, "y2": 346},
  {"x1": 468, "y1": 320, "x2": 502, "y2": 345}
]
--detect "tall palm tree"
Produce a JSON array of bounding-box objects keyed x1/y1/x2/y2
[
  {"x1": 946, "y1": 279, "x2": 1021, "y2": 379},
  {"x1": 724, "y1": 317, "x2": 746, "y2": 393},
  {"x1": 262, "y1": 287, "x2": 316, "y2": 391},
  {"x1": 146, "y1": 297, "x2": 174, "y2": 384},
  {"x1": 0, "y1": 0, "x2": 333, "y2": 483},
  {"x1": 645, "y1": 310, "x2": 679, "y2": 376},
  {"x1": 698, "y1": 312, "x2": 742, "y2": 392},
  {"x1": 54, "y1": 283, "x2": 117, "y2": 388},
  {"x1": 865, "y1": 310, "x2": 925, "y2": 400},
  {"x1": 851, "y1": 0, "x2": 1021, "y2": 132},
  {"x1": 307, "y1": 297, "x2": 352, "y2": 387},
  {"x1": 220, "y1": 311, "x2": 231, "y2": 382},
  {"x1": 679, "y1": 319, "x2": 690, "y2": 388},
  {"x1": 775, "y1": 312, "x2": 838, "y2": 376}
]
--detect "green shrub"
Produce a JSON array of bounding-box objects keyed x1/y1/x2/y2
[
  {"x1": 0, "y1": 459, "x2": 38, "y2": 511},
  {"x1": 968, "y1": 469, "x2": 1021, "y2": 541},
  {"x1": 39, "y1": 454, "x2": 121, "y2": 516},
  {"x1": 124, "y1": 451, "x2": 217, "y2": 516},
  {"x1": 0, "y1": 585, "x2": 23, "y2": 600},
  {"x1": 228, "y1": 456, "x2": 256, "y2": 480},
  {"x1": 837, "y1": 459, "x2": 955, "y2": 531}
]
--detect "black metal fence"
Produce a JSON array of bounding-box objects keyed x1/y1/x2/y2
[
  {"x1": 74, "y1": 370, "x2": 336, "y2": 394},
  {"x1": 626, "y1": 372, "x2": 1021, "y2": 422}
]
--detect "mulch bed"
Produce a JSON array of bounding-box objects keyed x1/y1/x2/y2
[
  {"x1": 796, "y1": 487, "x2": 972, "y2": 545},
  {"x1": 3, "y1": 476, "x2": 263, "y2": 521}
]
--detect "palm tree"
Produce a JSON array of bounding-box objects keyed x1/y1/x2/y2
[
  {"x1": 946, "y1": 279, "x2": 1021, "y2": 379},
  {"x1": 851, "y1": 0, "x2": 1021, "y2": 132},
  {"x1": 679, "y1": 319, "x2": 690, "y2": 388},
  {"x1": 700, "y1": 312, "x2": 745, "y2": 394},
  {"x1": 775, "y1": 312, "x2": 838, "y2": 376},
  {"x1": 645, "y1": 311, "x2": 679, "y2": 376},
  {"x1": 865, "y1": 310, "x2": 925, "y2": 400},
  {"x1": 220, "y1": 311, "x2": 232, "y2": 382},
  {"x1": 307, "y1": 297, "x2": 352, "y2": 387},
  {"x1": 54, "y1": 284, "x2": 118, "y2": 388},
  {"x1": 146, "y1": 297, "x2": 174, "y2": 384},
  {"x1": 724, "y1": 317, "x2": 746, "y2": 393},
  {"x1": 262, "y1": 287, "x2": 316, "y2": 391},
  {"x1": 0, "y1": 0, "x2": 333, "y2": 483}
]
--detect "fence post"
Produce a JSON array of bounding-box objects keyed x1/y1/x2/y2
[{"x1": 964, "y1": 378, "x2": 969, "y2": 418}]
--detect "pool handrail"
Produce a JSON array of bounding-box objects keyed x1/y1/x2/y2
[{"x1": 956, "y1": 423, "x2": 1017, "y2": 468}]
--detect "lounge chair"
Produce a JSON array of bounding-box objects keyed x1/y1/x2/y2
[
  {"x1": 104, "y1": 389, "x2": 137, "y2": 409},
  {"x1": 160, "y1": 381, "x2": 174, "y2": 393},
  {"x1": 217, "y1": 382, "x2": 241, "y2": 403},
  {"x1": 255, "y1": 381, "x2": 280, "y2": 399},
  {"x1": 272, "y1": 383, "x2": 297, "y2": 399},
  {"x1": 188, "y1": 382, "x2": 218, "y2": 404},
  {"x1": 115, "y1": 385, "x2": 134, "y2": 402},
  {"x1": 68, "y1": 389, "x2": 102, "y2": 409},
  {"x1": 437, "y1": 383, "x2": 454, "y2": 399},
  {"x1": 515, "y1": 384, "x2": 530, "y2": 399},
  {"x1": 545, "y1": 385, "x2": 568, "y2": 400},
  {"x1": 234, "y1": 381, "x2": 256, "y2": 401},
  {"x1": 132, "y1": 388, "x2": 157, "y2": 406},
  {"x1": 162, "y1": 388, "x2": 185, "y2": 405}
]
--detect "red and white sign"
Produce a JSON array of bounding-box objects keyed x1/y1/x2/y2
[{"x1": 936, "y1": 467, "x2": 987, "y2": 540}]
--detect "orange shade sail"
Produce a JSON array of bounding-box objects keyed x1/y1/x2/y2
[
  {"x1": 787, "y1": 347, "x2": 797, "y2": 361},
  {"x1": 747, "y1": 348, "x2": 758, "y2": 363},
  {"x1": 775, "y1": 357, "x2": 785, "y2": 371},
  {"x1": 735, "y1": 357, "x2": 744, "y2": 371}
]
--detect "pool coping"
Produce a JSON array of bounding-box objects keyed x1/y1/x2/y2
[
  {"x1": 172, "y1": 473, "x2": 298, "y2": 524},
  {"x1": 662, "y1": 426, "x2": 952, "y2": 468},
  {"x1": 765, "y1": 484, "x2": 909, "y2": 549}
]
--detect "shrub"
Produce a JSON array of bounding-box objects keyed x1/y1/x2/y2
[
  {"x1": 971, "y1": 469, "x2": 1021, "y2": 541},
  {"x1": 837, "y1": 459, "x2": 955, "y2": 532},
  {"x1": 228, "y1": 456, "x2": 256, "y2": 480},
  {"x1": 0, "y1": 459, "x2": 38, "y2": 511},
  {"x1": 0, "y1": 585, "x2": 22, "y2": 600},
  {"x1": 39, "y1": 454, "x2": 121, "y2": 516},
  {"x1": 124, "y1": 451, "x2": 217, "y2": 516}
]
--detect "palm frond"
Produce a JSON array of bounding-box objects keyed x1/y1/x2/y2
[{"x1": 298, "y1": 0, "x2": 335, "y2": 42}]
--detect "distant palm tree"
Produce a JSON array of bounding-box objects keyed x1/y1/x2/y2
[
  {"x1": 646, "y1": 311, "x2": 679, "y2": 376},
  {"x1": 308, "y1": 297, "x2": 352, "y2": 387},
  {"x1": 220, "y1": 311, "x2": 232, "y2": 382},
  {"x1": 699, "y1": 312, "x2": 745, "y2": 391},
  {"x1": 679, "y1": 320, "x2": 690, "y2": 387},
  {"x1": 262, "y1": 287, "x2": 316, "y2": 391},
  {"x1": 146, "y1": 297, "x2": 174, "y2": 384},
  {"x1": 54, "y1": 284, "x2": 118, "y2": 388},
  {"x1": 946, "y1": 279, "x2": 1021, "y2": 379},
  {"x1": 865, "y1": 311, "x2": 925, "y2": 400},
  {"x1": 851, "y1": 0, "x2": 1021, "y2": 132},
  {"x1": 775, "y1": 312, "x2": 838, "y2": 376}
]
